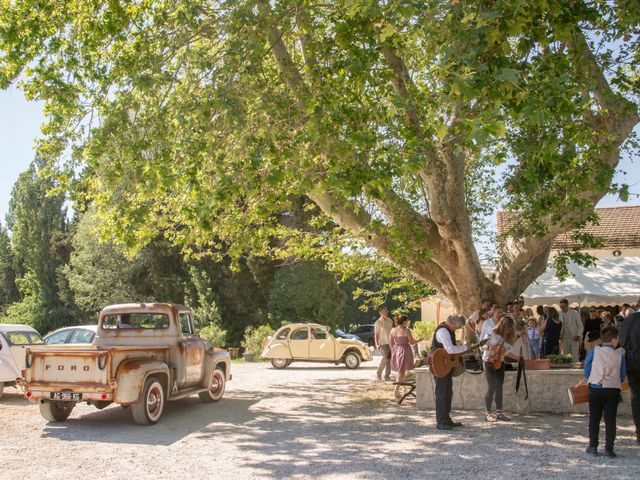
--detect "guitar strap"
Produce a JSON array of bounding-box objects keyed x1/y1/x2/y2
[{"x1": 516, "y1": 345, "x2": 529, "y2": 400}]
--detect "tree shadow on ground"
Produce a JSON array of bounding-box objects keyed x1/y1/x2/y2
[
  {"x1": 188, "y1": 379, "x2": 640, "y2": 480},
  {"x1": 39, "y1": 397, "x2": 262, "y2": 446}
]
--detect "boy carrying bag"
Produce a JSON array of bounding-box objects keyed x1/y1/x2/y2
[{"x1": 583, "y1": 325, "x2": 627, "y2": 458}]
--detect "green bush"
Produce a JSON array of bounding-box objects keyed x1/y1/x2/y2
[
  {"x1": 199, "y1": 323, "x2": 227, "y2": 348},
  {"x1": 411, "y1": 321, "x2": 436, "y2": 343},
  {"x1": 546, "y1": 353, "x2": 573, "y2": 364},
  {"x1": 242, "y1": 325, "x2": 275, "y2": 358}
]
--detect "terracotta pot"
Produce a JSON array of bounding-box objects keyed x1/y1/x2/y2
[
  {"x1": 228, "y1": 347, "x2": 240, "y2": 360},
  {"x1": 243, "y1": 353, "x2": 255, "y2": 362},
  {"x1": 524, "y1": 359, "x2": 550, "y2": 370}
]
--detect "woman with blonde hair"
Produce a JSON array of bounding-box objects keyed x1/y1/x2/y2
[
  {"x1": 482, "y1": 315, "x2": 517, "y2": 422},
  {"x1": 600, "y1": 311, "x2": 614, "y2": 330}
]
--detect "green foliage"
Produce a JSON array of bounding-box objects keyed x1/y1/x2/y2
[
  {"x1": 64, "y1": 206, "x2": 188, "y2": 320},
  {"x1": 187, "y1": 266, "x2": 222, "y2": 330},
  {"x1": 242, "y1": 325, "x2": 275, "y2": 357},
  {"x1": 268, "y1": 262, "x2": 346, "y2": 328},
  {"x1": 198, "y1": 323, "x2": 227, "y2": 349},
  {"x1": 411, "y1": 321, "x2": 437, "y2": 343},
  {"x1": 1, "y1": 1, "x2": 638, "y2": 311},
  {"x1": 2, "y1": 271, "x2": 68, "y2": 335},
  {"x1": 2, "y1": 163, "x2": 71, "y2": 333},
  {"x1": 0, "y1": 224, "x2": 19, "y2": 309},
  {"x1": 546, "y1": 353, "x2": 574, "y2": 364}
]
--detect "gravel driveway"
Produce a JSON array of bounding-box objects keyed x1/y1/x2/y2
[{"x1": 1, "y1": 359, "x2": 639, "y2": 480}]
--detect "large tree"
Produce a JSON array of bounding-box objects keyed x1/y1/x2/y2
[
  {"x1": 1, "y1": 1, "x2": 638, "y2": 313},
  {"x1": 3, "y1": 162, "x2": 70, "y2": 331},
  {"x1": 0, "y1": 223, "x2": 19, "y2": 309}
]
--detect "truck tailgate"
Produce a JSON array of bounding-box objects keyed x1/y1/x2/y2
[{"x1": 27, "y1": 345, "x2": 110, "y2": 388}]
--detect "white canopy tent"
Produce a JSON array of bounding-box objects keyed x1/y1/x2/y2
[{"x1": 523, "y1": 256, "x2": 640, "y2": 307}]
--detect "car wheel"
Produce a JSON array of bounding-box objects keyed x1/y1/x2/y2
[
  {"x1": 344, "y1": 352, "x2": 361, "y2": 369},
  {"x1": 131, "y1": 376, "x2": 165, "y2": 425},
  {"x1": 271, "y1": 358, "x2": 290, "y2": 369},
  {"x1": 0, "y1": 382, "x2": 4, "y2": 399},
  {"x1": 39, "y1": 400, "x2": 75, "y2": 422},
  {"x1": 199, "y1": 367, "x2": 226, "y2": 403}
]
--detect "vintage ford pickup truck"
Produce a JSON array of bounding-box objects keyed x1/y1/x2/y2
[{"x1": 19, "y1": 303, "x2": 230, "y2": 425}]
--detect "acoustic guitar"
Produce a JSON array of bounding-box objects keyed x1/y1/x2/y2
[{"x1": 428, "y1": 339, "x2": 488, "y2": 378}]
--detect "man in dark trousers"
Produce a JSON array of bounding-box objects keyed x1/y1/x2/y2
[
  {"x1": 431, "y1": 314, "x2": 467, "y2": 430},
  {"x1": 622, "y1": 308, "x2": 640, "y2": 445}
]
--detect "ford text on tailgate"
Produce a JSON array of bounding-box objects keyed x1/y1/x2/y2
[{"x1": 20, "y1": 303, "x2": 231, "y2": 425}]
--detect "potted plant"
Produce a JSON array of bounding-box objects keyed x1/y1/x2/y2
[
  {"x1": 547, "y1": 354, "x2": 574, "y2": 368},
  {"x1": 242, "y1": 325, "x2": 275, "y2": 362}
]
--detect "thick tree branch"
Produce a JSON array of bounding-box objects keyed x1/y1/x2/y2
[
  {"x1": 259, "y1": 6, "x2": 456, "y2": 297},
  {"x1": 373, "y1": 21, "x2": 488, "y2": 307},
  {"x1": 496, "y1": 28, "x2": 639, "y2": 295},
  {"x1": 308, "y1": 187, "x2": 452, "y2": 294}
]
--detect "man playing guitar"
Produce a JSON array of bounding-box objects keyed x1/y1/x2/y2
[{"x1": 432, "y1": 314, "x2": 468, "y2": 430}]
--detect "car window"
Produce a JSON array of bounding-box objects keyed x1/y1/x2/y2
[
  {"x1": 290, "y1": 327, "x2": 308, "y2": 340},
  {"x1": 69, "y1": 329, "x2": 95, "y2": 343},
  {"x1": 102, "y1": 313, "x2": 170, "y2": 329},
  {"x1": 29, "y1": 333, "x2": 44, "y2": 344},
  {"x1": 5, "y1": 332, "x2": 39, "y2": 345},
  {"x1": 311, "y1": 327, "x2": 328, "y2": 340},
  {"x1": 179, "y1": 313, "x2": 192, "y2": 335},
  {"x1": 45, "y1": 330, "x2": 71, "y2": 344},
  {"x1": 276, "y1": 328, "x2": 290, "y2": 340}
]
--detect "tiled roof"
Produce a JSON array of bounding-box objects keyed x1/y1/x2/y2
[{"x1": 496, "y1": 206, "x2": 640, "y2": 250}]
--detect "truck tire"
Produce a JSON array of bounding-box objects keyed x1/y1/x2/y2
[
  {"x1": 344, "y1": 351, "x2": 361, "y2": 369},
  {"x1": 270, "y1": 358, "x2": 290, "y2": 369},
  {"x1": 131, "y1": 376, "x2": 165, "y2": 425},
  {"x1": 199, "y1": 367, "x2": 226, "y2": 403},
  {"x1": 39, "y1": 401, "x2": 75, "y2": 422}
]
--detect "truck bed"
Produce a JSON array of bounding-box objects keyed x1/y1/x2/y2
[{"x1": 25, "y1": 344, "x2": 170, "y2": 398}]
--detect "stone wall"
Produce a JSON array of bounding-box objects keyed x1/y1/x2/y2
[{"x1": 415, "y1": 367, "x2": 632, "y2": 415}]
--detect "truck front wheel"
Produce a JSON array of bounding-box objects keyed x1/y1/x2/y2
[
  {"x1": 39, "y1": 400, "x2": 75, "y2": 422},
  {"x1": 199, "y1": 367, "x2": 226, "y2": 403},
  {"x1": 131, "y1": 376, "x2": 165, "y2": 425}
]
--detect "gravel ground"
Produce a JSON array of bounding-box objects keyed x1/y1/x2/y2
[{"x1": 1, "y1": 357, "x2": 639, "y2": 480}]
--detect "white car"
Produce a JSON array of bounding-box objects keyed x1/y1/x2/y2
[
  {"x1": 0, "y1": 324, "x2": 43, "y2": 399},
  {"x1": 44, "y1": 325, "x2": 97, "y2": 344}
]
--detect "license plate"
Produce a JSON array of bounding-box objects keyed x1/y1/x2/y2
[{"x1": 51, "y1": 391, "x2": 82, "y2": 401}]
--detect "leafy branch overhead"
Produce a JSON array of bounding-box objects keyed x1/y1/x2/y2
[{"x1": 1, "y1": 0, "x2": 638, "y2": 313}]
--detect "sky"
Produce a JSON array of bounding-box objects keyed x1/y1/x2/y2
[
  {"x1": 0, "y1": 87, "x2": 45, "y2": 226},
  {"x1": 0, "y1": 87, "x2": 639, "y2": 229}
]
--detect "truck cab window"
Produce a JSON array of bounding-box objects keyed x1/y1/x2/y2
[{"x1": 179, "y1": 313, "x2": 193, "y2": 335}]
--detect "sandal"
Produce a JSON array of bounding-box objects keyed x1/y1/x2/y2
[
  {"x1": 495, "y1": 413, "x2": 511, "y2": 421},
  {"x1": 485, "y1": 412, "x2": 497, "y2": 422}
]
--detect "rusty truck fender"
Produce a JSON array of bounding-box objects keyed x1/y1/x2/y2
[
  {"x1": 114, "y1": 359, "x2": 170, "y2": 405},
  {"x1": 201, "y1": 348, "x2": 231, "y2": 388}
]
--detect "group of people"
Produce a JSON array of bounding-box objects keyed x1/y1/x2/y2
[{"x1": 373, "y1": 297, "x2": 640, "y2": 458}]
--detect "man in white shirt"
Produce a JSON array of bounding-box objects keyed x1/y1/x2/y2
[
  {"x1": 432, "y1": 314, "x2": 467, "y2": 430},
  {"x1": 559, "y1": 298, "x2": 583, "y2": 360},
  {"x1": 374, "y1": 306, "x2": 393, "y2": 381}
]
